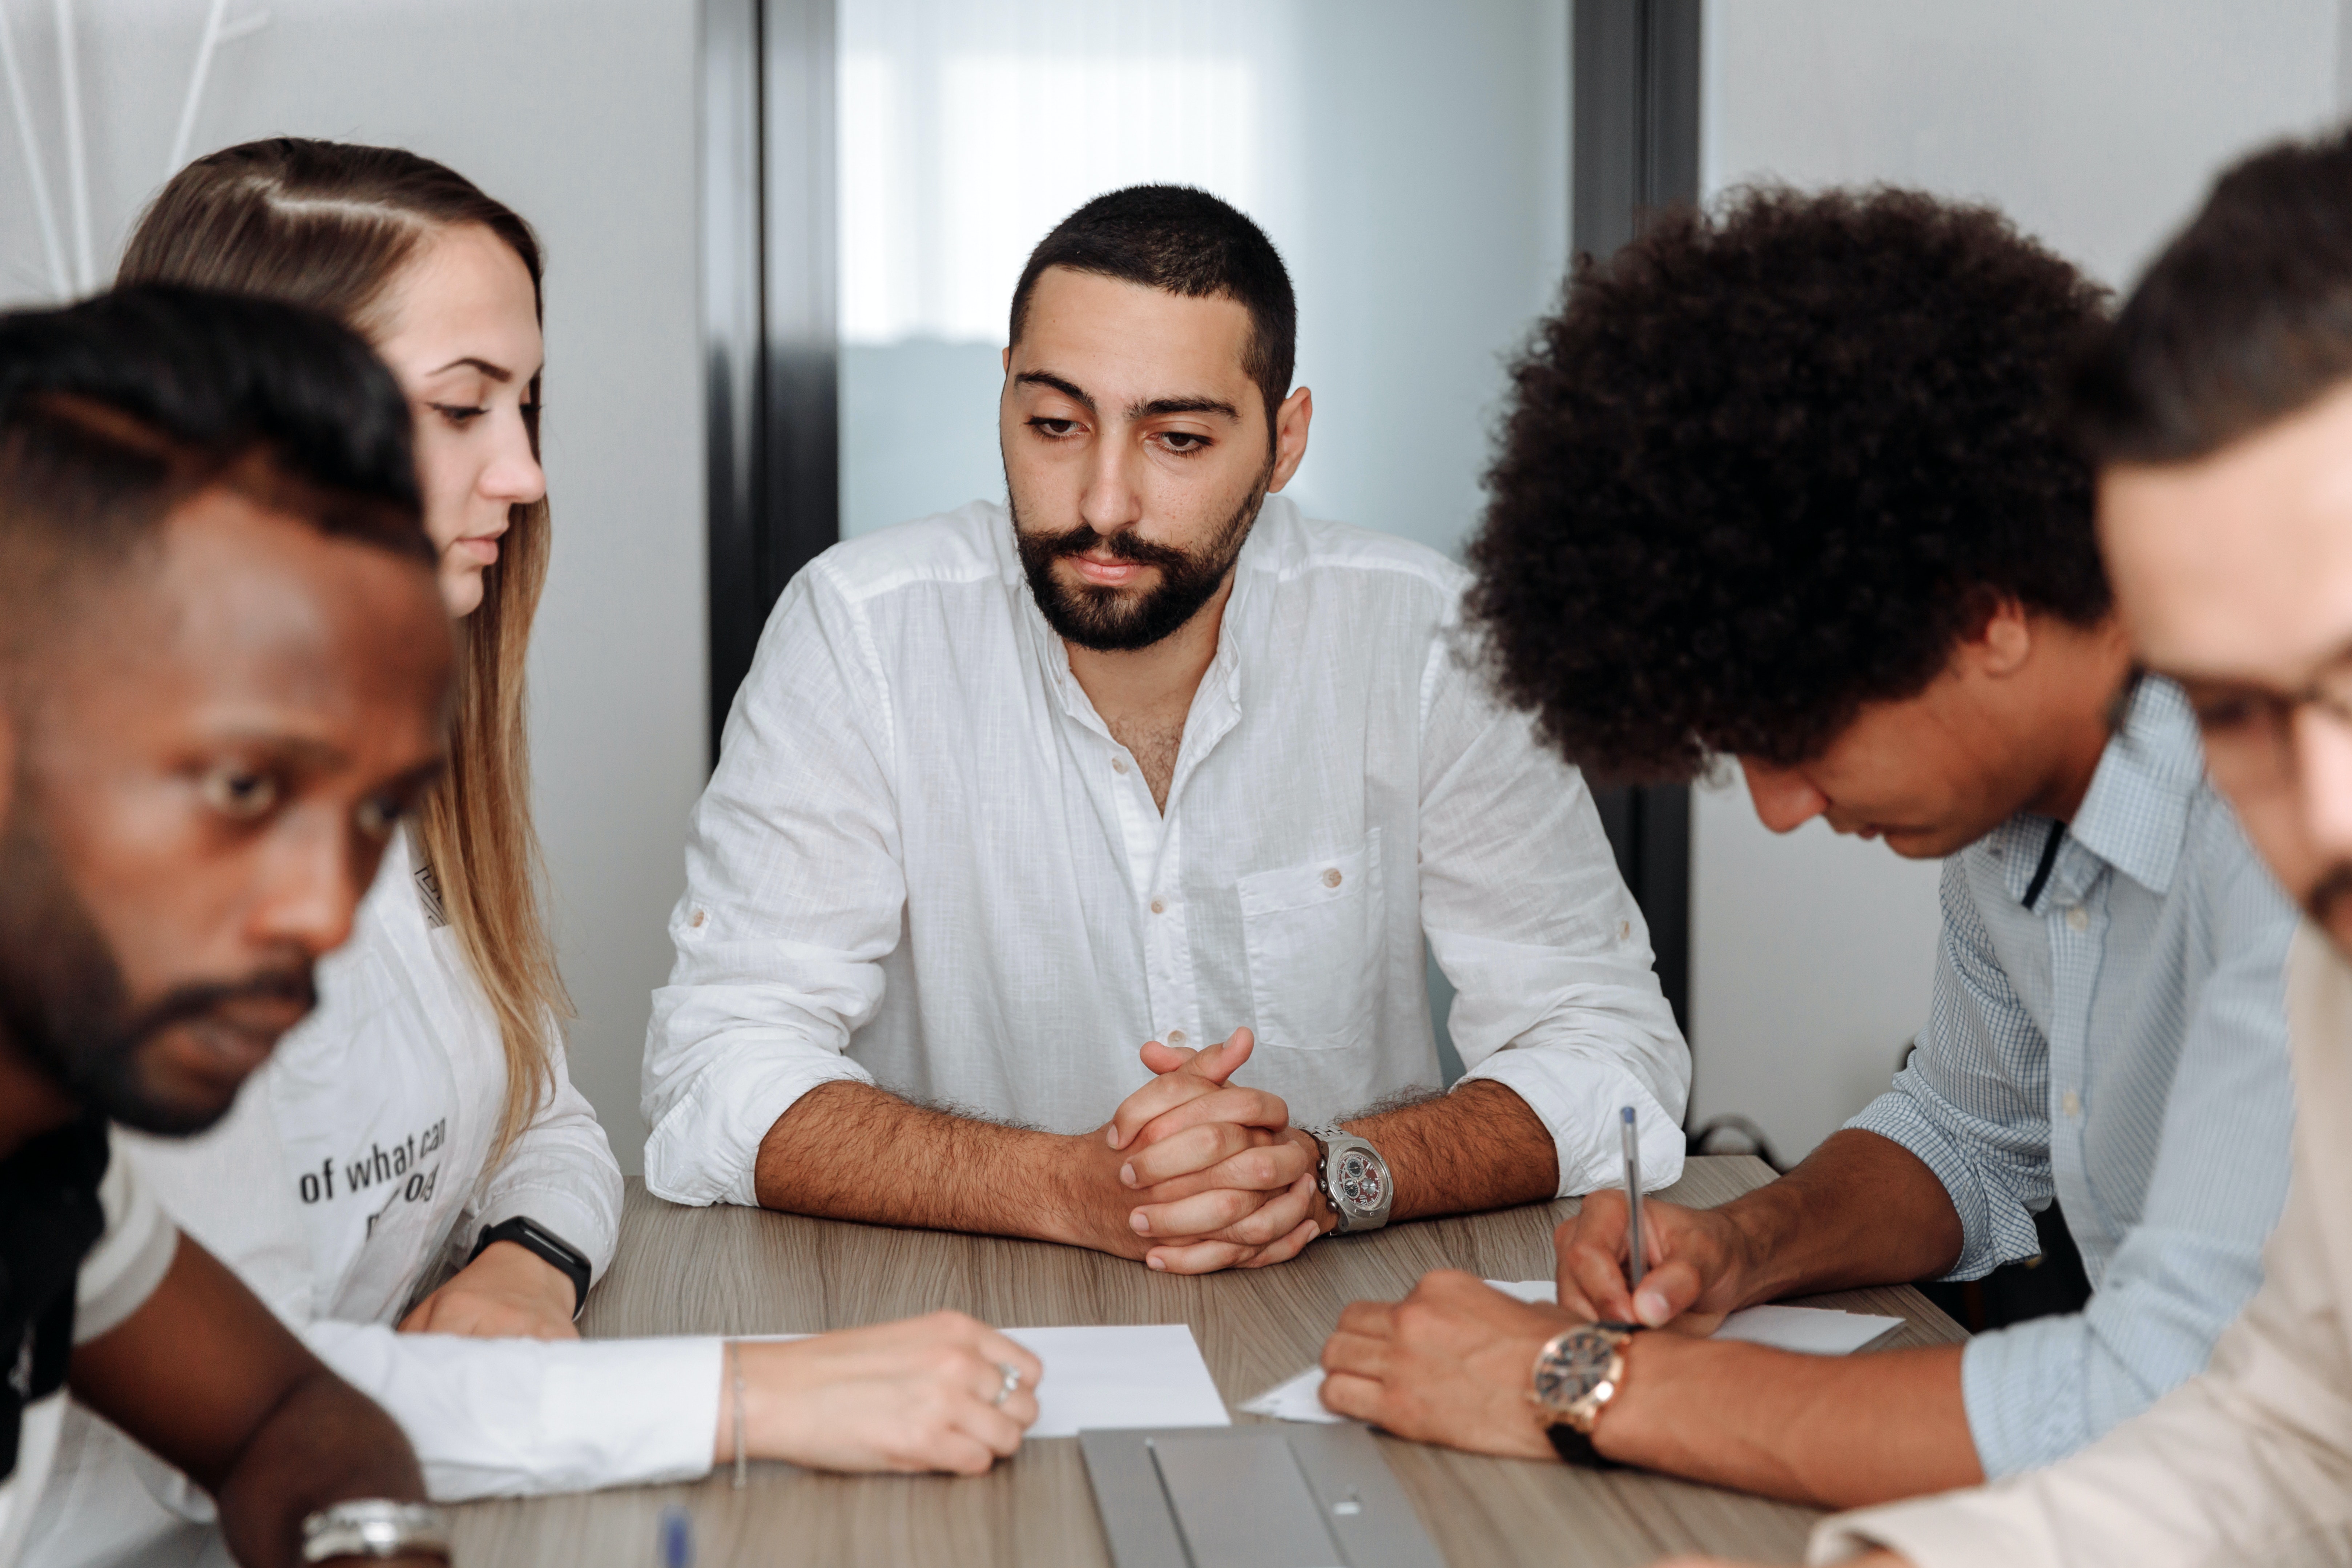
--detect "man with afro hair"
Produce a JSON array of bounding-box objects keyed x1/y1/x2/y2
[{"x1": 1315, "y1": 188, "x2": 2299, "y2": 1510}]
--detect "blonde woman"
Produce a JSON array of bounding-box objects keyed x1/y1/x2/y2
[{"x1": 31, "y1": 140, "x2": 1037, "y2": 1565}]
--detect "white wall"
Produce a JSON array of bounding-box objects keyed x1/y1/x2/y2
[
  {"x1": 0, "y1": 0, "x2": 706, "y2": 1173},
  {"x1": 1689, "y1": 0, "x2": 2345, "y2": 1161}
]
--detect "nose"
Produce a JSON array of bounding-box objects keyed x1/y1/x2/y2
[
  {"x1": 480, "y1": 411, "x2": 546, "y2": 508},
  {"x1": 1740, "y1": 757, "x2": 1830, "y2": 834},
  {"x1": 1078, "y1": 435, "x2": 1144, "y2": 539},
  {"x1": 2292, "y1": 707, "x2": 2352, "y2": 868},
  {"x1": 249, "y1": 810, "x2": 369, "y2": 961}
]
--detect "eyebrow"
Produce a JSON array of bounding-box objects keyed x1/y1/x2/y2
[
  {"x1": 1014, "y1": 370, "x2": 1240, "y2": 425},
  {"x1": 425, "y1": 356, "x2": 515, "y2": 382}
]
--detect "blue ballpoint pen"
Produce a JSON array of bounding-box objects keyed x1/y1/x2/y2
[
  {"x1": 1620, "y1": 1106, "x2": 1645, "y2": 1292},
  {"x1": 660, "y1": 1506, "x2": 693, "y2": 1568}
]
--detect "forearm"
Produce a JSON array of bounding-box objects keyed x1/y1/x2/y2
[
  {"x1": 1716, "y1": 1130, "x2": 1963, "y2": 1303},
  {"x1": 754, "y1": 1080, "x2": 1100, "y2": 1246},
  {"x1": 1600, "y1": 1334, "x2": 1981, "y2": 1509},
  {"x1": 214, "y1": 1366, "x2": 432, "y2": 1568},
  {"x1": 1346, "y1": 1081, "x2": 1556, "y2": 1221}
]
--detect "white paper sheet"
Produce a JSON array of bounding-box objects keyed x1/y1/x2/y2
[
  {"x1": 1005, "y1": 1323, "x2": 1232, "y2": 1438},
  {"x1": 1240, "y1": 1281, "x2": 1903, "y2": 1424}
]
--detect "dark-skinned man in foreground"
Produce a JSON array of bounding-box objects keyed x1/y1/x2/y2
[
  {"x1": 0, "y1": 287, "x2": 459, "y2": 1566},
  {"x1": 643, "y1": 185, "x2": 1690, "y2": 1268},
  {"x1": 1319, "y1": 188, "x2": 2298, "y2": 1509}
]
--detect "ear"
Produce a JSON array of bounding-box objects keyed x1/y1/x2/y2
[
  {"x1": 1266, "y1": 386, "x2": 1313, "y2": 493},
  {"x1": 1960, "y1": 595, "x2": 2035, "y2": 678},
  {"x1": 1000, "y1": 344, "x2": 1010, "y2": 375}
]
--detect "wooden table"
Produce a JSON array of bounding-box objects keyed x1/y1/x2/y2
[{"x1": 450, "y1": 1156, "x2": 1961, "y2": 1566}]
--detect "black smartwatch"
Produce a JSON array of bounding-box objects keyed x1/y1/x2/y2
[{"x1": 470, "y1": 1215, "x2": 592, "y2": 1320}]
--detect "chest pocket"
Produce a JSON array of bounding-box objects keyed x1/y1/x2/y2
[{"x1": 1238, "y1": 830, "x2": 1382, "y2": 1053}]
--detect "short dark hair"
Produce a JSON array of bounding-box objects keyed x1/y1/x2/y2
[
  {"x1": 1008, "y1": 185, "x2": 1296, "y2": 445},
  {"x1": 2073, "y1": 127, "x2": 2352, "y2": 465},
  {"x1": 0, "y1": 285, "x2": 428, "y2": 666},
  {"x1": 1466, "y1": 187, "x2": 2113, "y2": 782}
]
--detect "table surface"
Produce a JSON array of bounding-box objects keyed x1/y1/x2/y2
[{"x1": 450, "y1": 1156, "x2": 1962, "y2": 1567}]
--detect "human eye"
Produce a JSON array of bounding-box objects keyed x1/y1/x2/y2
[
  {"x1": 354, "y1": 792, "x2": 408, "y2": 842},
  {"x1": 1026, "y1": 416, "x2": 1080, "y2": 439},
  {"x1": 427, "y1": 402, "x2": 489, "y2": 429},
  {"x1": 1156, "y1": 431, "x2": 1212, "y2": 456},
  {"x1": 198, "y1": 763, "x2": 283, "y2": 822}
]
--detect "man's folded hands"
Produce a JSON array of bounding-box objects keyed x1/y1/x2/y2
[{"x1": 1091, "y1": 1028, "x2": 1330, "y2": 1274}]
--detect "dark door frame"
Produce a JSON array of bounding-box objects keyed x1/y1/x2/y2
[
  {"x1": 1572, "y1": 0, "x2": 1701, "y2": 1044},
  {"x1": 704, "y1": 0, "x2": 840, "y2": 759}
]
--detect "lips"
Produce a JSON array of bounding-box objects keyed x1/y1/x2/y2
[
  {"x1": 1071, "y1": 555, "x2": 1146, "y2": 587},
  {"x1": 450, "y1": 536, "x2": 502, "y2": 565}
]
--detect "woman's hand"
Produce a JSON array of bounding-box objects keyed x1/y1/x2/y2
[
  {"x1": 733, "y1": 1312, "x2": 1044, "y2": 1475},
  {"x1": 398, "y1": 1240, "x2": 578, "y2": 1341}
]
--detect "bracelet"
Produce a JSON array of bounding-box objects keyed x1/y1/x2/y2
[
  {"x1": 300, "y1": 1500, "x2": 450, "y2": 1563},
  {"x1": 729, "y1": 1339, "x2": 749, "y2": 1490}
]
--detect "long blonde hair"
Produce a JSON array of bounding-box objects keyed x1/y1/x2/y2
[{"x1": 120, "y1": 138, "x2": 568, "y2": 1164}]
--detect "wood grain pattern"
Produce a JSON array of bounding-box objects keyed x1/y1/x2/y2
[{"x1": 448, "y1": 1156, "x2": 1963, "y2": 1566}]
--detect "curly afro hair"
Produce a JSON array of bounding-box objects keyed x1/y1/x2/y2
[{"x1": 1466, "y1": 186, "x2": 2112, "y2": 783}]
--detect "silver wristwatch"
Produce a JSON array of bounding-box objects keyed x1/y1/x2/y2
[
  {"x1": 1298, "y1": 1125, "x2": 1393, "y2": 1233},
  {"x1": 301, "y1": 1500, "x2": 451, "y2": 1563}
]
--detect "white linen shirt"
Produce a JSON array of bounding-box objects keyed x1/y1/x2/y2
[
  {"x1": 27, "y1": 832, "x2": 724, "y2": 1568},
  {"x1": 643, "y1": 497, "x2": 1691, "y2": 1209}
]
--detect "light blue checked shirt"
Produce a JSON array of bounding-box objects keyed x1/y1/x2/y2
[{"x1": 1848, "y1": 676, "x2": 2297, "y2": 1480}]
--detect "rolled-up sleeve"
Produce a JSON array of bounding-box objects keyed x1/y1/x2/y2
[
  {"x1": 1418, "y1": 637, "x2": 1690, "y2": 1196},
  {"x1": 642, "y1": 564, "x2": 906, "y2": 1208}
]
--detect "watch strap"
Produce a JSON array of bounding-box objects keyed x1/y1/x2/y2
[
  {"x1": 470, "y1": 1214, "x2": 591, "y2": 1319},
  {"x1": 1544, "y1": 1421, "x2": 1624, "y2": 1470}
]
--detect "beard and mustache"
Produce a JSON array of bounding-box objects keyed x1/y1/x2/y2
[
  {"x1": 1012, "y1": 461, "x2": 1272, "y2": 653},
  {"x1": 0, "y1": 801, "x2": 314, "y2": 1137}
]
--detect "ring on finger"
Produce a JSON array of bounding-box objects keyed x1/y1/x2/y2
[{"x1": 991, "y1": 1362, "x2": 1022, "y2": 1407}]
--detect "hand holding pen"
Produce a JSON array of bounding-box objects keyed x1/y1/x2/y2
[{"x1": 1550, "y1": 1107, "x2": 1737, "y2": 1336}]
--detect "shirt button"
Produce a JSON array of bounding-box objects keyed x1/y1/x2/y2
[
  {"x1": 1322, "y1": 868, "x2": 1343, "y2": 889},
  {"x1": 690, "y1": 909, "x2": 706, "y2": 928},
  {"x1": 1113, "y1": 757, "x2": 1130, "y2": 774},
  {"x1": 2066, "y1": 906, "x2": 2089, "y2": 931},
  {"x1": 1150, "y1": 899, "x2": 1166, "y2": 914},
  {"x1": 2062, "y1": 1090, "x2": 2083, "y2": 1118},
  {"x1": 1167, "y1": 1029, "x2": 1187, "y2": 1046}
]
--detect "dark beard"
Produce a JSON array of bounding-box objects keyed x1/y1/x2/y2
[
  {"x1": 0, "y1": 800, "x2": 314, "y2": 1135},
  {"x1": 1012, "y1": 466, "x2": 1272, "y2": 653}
]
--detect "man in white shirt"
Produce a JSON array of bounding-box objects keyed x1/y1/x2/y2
[
  {"x1": 644, "y1": 184, "x2": 1689, "y2": 1271},
  {"x1": 0, "y1": 288, "x2": 459, "y2": 1564}
]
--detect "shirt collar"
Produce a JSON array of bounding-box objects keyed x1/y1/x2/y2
[{"x1": 1998, "y1": 675, "x2": 2203, "y2": 903}]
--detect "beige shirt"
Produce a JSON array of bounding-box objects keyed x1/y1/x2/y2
[{"x1": 1812, "y1": 921, "x2": 2352, "y2": 1568}]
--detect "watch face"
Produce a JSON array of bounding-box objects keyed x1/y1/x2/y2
[
  {"x1": 1334, "y1": 1149, "x2": 1385, "y2": 1212},
  {"x1": 1533, "y1": 1330, "x2": 1621, "y2": 1414}
]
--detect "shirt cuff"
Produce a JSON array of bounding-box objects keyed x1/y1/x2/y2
[
  {"x1": 1809, "y1": 1490, "x2": 2055, "y2": 1568},
  {"x1": 1843, "y1": 1088, "x2": 2040, "y2": 1282},
  {"x1": 644, "y1": 1052, "x2": 877, "y2": 1208},
  {"x1": 532, "y1": 1337, "x2": 724, "y2": 1494},
  {"x1": 1456, "y1": 1047, "x2": 1685, "y2": 1197}
]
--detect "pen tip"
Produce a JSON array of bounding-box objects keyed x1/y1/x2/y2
[{"x1": 1620, "y1": 1106, "x2": 1635, "y2": 1124}]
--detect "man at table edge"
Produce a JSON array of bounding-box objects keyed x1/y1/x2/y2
[
  {"x1": 640, "y1": 184, "x2": 1690, "y2": 1273},
  {"x1": 1318, "y1": 185, "x2": 2297, "y2": 1509}
]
